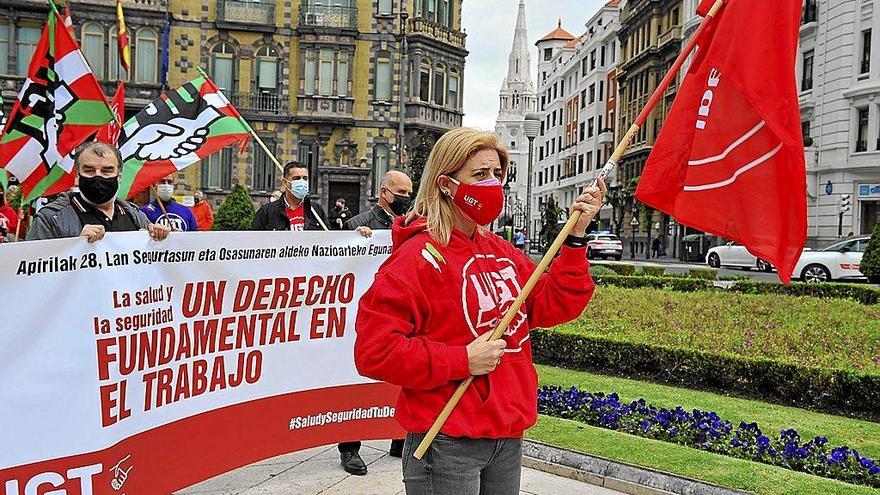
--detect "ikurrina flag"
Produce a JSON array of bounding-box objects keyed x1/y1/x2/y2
[
  {"x1": 0, "y1": 5, "x2": 114, "y2": 202},
  {"x1": 635, "y1": 0, "x2": 806, "y2": 284},
  {"x1": 96, "y1": 81, "x2": 125, "y2": 145},
  {"x1": 117, "y1": 74, "x2": 250, "y2": 199}
]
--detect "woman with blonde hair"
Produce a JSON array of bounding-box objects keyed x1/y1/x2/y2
[{"x1": 354, "y1": 127, "x2": 604, "y2": 494}]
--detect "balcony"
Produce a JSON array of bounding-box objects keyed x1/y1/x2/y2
[
  {"x1": 657, "y1": 27, "x2": 681, "y2": 49},
  {"x1": 296, "y1": 95, "x2": 355, "y2": 124},
  {"x1": 408, "y1": 17, "x2": 467, "y2": 52},
  {"x1": 216, "y1": 0, "x2": 275, "y2": 29},
  {"x1": 298, "y1": 4, "x2": 358, "y2": 31},
  {"x1": 232, "y1": 91, "x2": 285, "y2": 114},
  {"x1": 597, "y1": 129, "x2": 614, "y2": 145},
  {"x1": 405, "y1": 101, "x2": 463, "y2": 132}
]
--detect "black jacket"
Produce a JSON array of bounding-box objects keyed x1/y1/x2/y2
[
  {"x1": 344, "y1": 205, "x2": 396, "y2": 230},
  {"x1": 327, "y1": 206, "x2": 352, "y2": 230},
  {"x1": 251, "y1": 195, "x2": 328, "y2": 231},
  {"x1": 27, "y1": 192, "x2": 151, "y2": 240}
]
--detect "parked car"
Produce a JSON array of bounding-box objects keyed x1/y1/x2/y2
[
  {"x1": 793, "y1": 236, "x2": 869, "y2": 283},
  {"x1": 705, "y1": 242, "x2": 772, "y2": 271},
  {"x1": 586, "y1": 233, "x2": 623, "y2": 260}
]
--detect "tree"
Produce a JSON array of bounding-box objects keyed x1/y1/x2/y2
[
  {"x1": 539, "y1": 195, "x2": 564, "y2": 253},
  {"x1": 407, "y1": 133, "x2": 435, "y2": 197},
  {"x1": 214, "y1": 184, "x2": 255, "y2": 231},
  {"x1": 860, "y1": 220, "x2": 880, "y2": 283}
]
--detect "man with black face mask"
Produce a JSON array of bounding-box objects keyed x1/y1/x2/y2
[
  {"x1": 345, "y1": 170, "x2": 413, "y2": 232},
  {"x1": 338, "y1": 169, "x2": 412, "y2": 468},
  {"x1": 27, "y1": 141, "x2": 171, "y2": 242}
]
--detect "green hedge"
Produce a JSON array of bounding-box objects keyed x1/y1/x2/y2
[
  {"x1": 730, "y1": 280, "x2": 880, "y2": 305},
  {"x1": 588, "y1": 265, "x2": 617, "y2": 277},
  {"x1": 641, "y1": 266, "x2": 666, "y2": 277},
  {"x1": 593, "y1": 275, "x2": 713, "y2": 292},
  {"x1": 531, "y1": 329, "x2": 880, "y2": 420},
  {"x1": 605, "y1": 264, "x2": 637, "y2": 276},
  {"x1": 688, "y1": 268, "x2": 718, "y2": 280}
]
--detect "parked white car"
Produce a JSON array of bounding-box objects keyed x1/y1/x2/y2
[
  {"x1": 705, "y1": 242, "x2": 772, "y2": 271},
  {"x1": 586, "y1": 233, "x2": 623, "y2": 260},
  {"x1": 793, "y1": 236, "x2": 869, "y2": 283}
]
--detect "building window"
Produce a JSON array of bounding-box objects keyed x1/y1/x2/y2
[
  {"x1": 256, "y1": 45, "x2": 279, "y2": 92},
  {"x1": 299, "y1": 141, "x2": 320, "y2": 191},
  {"x1": 448, "y1": 68, "x2": 459, "y2": 108},
  {"x1": 419, "y1": 60, "x2": 431, "y2": 101},
  {"x1": 210, "y1": 42, "x2": 236, "y2": 92},
  {"x1": 134, "y1": 28, "x2": 158, "y2": 83},
  {"x1": 253, "y1": 137, "x2": 277, "y2": 193},
  {"x1": 856, "y1": 107, "x2": 869, "y2": 152},
  {"x1": 376, "y1": 51, "x2": 392, "y2": 101},
  {"x1": 578, "y1": 154, "x2": 584, "y2": 174},
  {"x1": 430, "y1": 61, "x2": 444, "y2": 103},
  {"x1": 600, "y1": 45, "x2": 606, "y2": 66},
  {"x1": 0, "y1": 24, "x2": 8, "y2": 75},
  {"x1": 861, "y1": 29, "x2": 872, "y2": 75},
  {"x1": 589, "y1": 83, "x2": 595, "y2": 104},
  {"x1": 16, "y1": 26, "x2": 41, "y2": 76},
  {"x1": 579, "y1": 121, "x2": 585, "y2": 141},
  {"x1": 543, "y1": 47, "x2": 552, "y2": 61},
  {"x1": 337, "y1": 51, "x2": 349, "y2": 96},
  {"x1": 801, "y1": 120, "x2": 811, "y2": 141},
  {"x1": 304, "y1": 49, "x2": 317, "y2": 95},
  {"x1": 590, "y1": 49, "x2": 596, "y2": 70},
  {"x1": 599, "y1": 81, "x2": 604, "y2": 101},
  {"x1": 82, "y1": 23, "x2": 105, "y2": 79},
  {"x1": 372, "y1": 144, "x2": 389, "y2": 196},
  {"x1": 588, "y1": 117, "x2": 594, "y2": 137},
  {"x1": 801, "y1": 50, "x2": 814, "y2": 91},
  {"x1": 580, "y1": 89, "x2": 586, "y2": 108},
  {"x1": 319, "y1": 48, "x2": 334, "y2": 95},
  {"x1": 802, "y1": 0, "x2": 817, "y2": 24},
  {"x1": 109, "y1": 27, "x2": 127, "y2": 81},
  {"x1": 201, "y1": 148, "x2": 233, "y2": 190},
  {"x1": 378, "y1": 0, "x2": 393, "y2": 14},
  {"x1": 438, "y1": 0, "x2": 450, "y2": 27}
]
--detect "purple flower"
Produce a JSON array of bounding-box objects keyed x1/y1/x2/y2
[{"x1": 757, "y1": 435, "x2": 770, "y2": 449}]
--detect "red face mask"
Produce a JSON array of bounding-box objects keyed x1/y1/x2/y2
[{"x1": 448, "y1": 176, "x2": 504, "y2": 226}]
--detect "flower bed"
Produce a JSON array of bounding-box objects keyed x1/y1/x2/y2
[{"x1": 537, "y1": 385, "x2": 880, "y2": 488}]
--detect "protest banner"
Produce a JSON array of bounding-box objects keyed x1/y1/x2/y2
[{"x1": 0, "y1": 230, "x2": 402, "y2": 494}]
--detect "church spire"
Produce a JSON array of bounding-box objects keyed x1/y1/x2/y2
[{"x1": 507, "y1": 0, "x2": 532, "y2": 84}]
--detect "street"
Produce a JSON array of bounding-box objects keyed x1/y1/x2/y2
[{"x1": 592, "y1": 258, "x2": 789, "y2": 283}]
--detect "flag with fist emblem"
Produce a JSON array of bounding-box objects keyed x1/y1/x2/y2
[{"x1": 117, "y1": 74, "x2": 250, "y2": 199}]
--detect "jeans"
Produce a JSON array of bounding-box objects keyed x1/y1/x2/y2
[{"x1": 402, "y1": 432, "x2": 522, "y2": 495}]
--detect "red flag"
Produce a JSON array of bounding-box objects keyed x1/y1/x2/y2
[
  {"x1": 635, "y1": 0, "x2": 806, "y2": 283},
  {"x1": 117, "y1": 0, "x2": 131, "y2": 72},
  {"x1": 695, "y1": 0, "x2": 715, "y2": 17},
  {"x1": 96, "y1": 82, "x2": 125, "y2": 145}
]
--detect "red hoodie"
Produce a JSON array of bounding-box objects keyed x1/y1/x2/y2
[{"x1": 354, "y1": 217, "x2": 595, "y2": 439}]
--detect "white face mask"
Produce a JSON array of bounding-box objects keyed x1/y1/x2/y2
[{"x1": 157, "y1": 184, "x2": 174, "y2": 202}]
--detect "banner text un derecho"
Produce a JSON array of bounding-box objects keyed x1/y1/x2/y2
[{"x1": 0, "y1": 230, "x2": 402, "y2": 495}]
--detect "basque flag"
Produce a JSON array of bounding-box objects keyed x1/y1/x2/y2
[{"x1": 636, "y1": 0, "x2": 806, "y2": 283}]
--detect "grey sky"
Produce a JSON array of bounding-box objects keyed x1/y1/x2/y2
[{"x1": 461, "y1": 0, "x2": 607, "y2": 130}]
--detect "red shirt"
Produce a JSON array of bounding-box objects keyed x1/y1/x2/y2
[
  {"x1": 285, "y1": 203, "x2": 305, "y2": 231},
  {"x1": 354, "y1": 217, "x2": 595, "y2": 439}
]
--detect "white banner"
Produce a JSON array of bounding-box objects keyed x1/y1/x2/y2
[{"x1": 0, "y1": 230, "x2": 401, "y2": 494}]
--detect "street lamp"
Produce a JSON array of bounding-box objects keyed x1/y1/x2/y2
[
  {"x1": 523, "y1": 113, "x2": 541, "y2": 252},
  {"x1": 630, "y1": 205, "x2": 639, "y2": 259},
  {"x1": 397, "y1": 6, "x2": 409, "y2": 168}
]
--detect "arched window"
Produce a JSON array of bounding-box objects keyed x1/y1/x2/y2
[
  {"x1": 108, "y1": 26, "x2": 127, "y2": 81},
  {"x1": 0, "y1": 24, "x2": 10, "y2": 74},
  {"x1": 81, "y1": 23, "x2": 105, "y2": 79},
  {"x1": 255, "y1": 45, "x2": 279, "y2": 92},
  {"x1": 372, "y1": 144, "x2": 389, "y2": 197},
  {"x1": 433, "y1": 63, "x2": 446, "y2": 105},
  {"x1": 419, "y1": 60, "x2": 431, "y2": 102},
  {"x1": 16, "y1": 27, "x2": 40, "y2": 76},
  {"x1": 375, "y1": 51, "x2": 392, "y2": 101},
  {"x1": 134, "y1": 28, "x2": 158, "y2": 83},
  {"x1": 210, "y1": 42, "x2": 236, "y2": 92}
]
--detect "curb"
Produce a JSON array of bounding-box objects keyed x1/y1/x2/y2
[{"x1": 522, "y1": 440, "x2": 752, "y2": 495}]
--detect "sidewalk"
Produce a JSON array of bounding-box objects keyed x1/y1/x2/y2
[{"x1": 176, "y1": 441, "x2": 626, "y2": 495}]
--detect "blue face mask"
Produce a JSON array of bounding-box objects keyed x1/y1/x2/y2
[{"x1": 287, "y1": 178, "x2": 309, "y2": 199}]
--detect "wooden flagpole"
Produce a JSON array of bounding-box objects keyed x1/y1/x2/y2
[
  {"x1": 412, "y1": 0, "x2": 727, "y2": 460},
  {"x1": 194, "y1": 66, "x2": 329, "y2": 231},
  {"x1": 149, "y1": 184, "x2": 177, "y2": 231}
]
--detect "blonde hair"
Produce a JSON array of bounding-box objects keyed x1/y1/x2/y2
[{"x1": 406, "y1": 128, "x2": 510, "y2": 245}]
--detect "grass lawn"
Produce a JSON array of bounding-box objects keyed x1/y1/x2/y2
[
  {"x1": 554, "y1": 287, "x2": 880, "y2": 374},
  {"x1": 528, "y1": 365, "x2": 880, "y2": 495}
]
